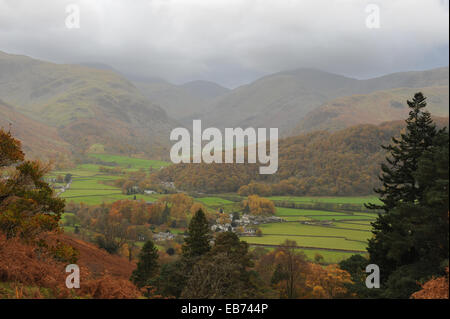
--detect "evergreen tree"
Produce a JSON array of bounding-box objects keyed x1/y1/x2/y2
[
  {"x1": 366, "y1": 92, "x2": 438, "y2": 212},
  {"x1": 161, "y1": 203, "x2": 170, "y2": 224},
  {"x1": 210, "y1": 231, "x2": 253, "y2": 269},
  {"x1": 130, "y1": 240, "x2": 159, "y2": 288},
  {"x1": 182, "y1": 209, "x2": 211, "y2": 259},
  {"x1": 339, "y1": 254, "x2": 381, "y2": 298},
  {"x1": 181, "y1": 232, "x2": 257, "y2": 298},
  {"x1": 366, "y1": 92, "x2": 449, "y2": 297},
  {"x1": 155, "y1": 260, "x2": 188, "y2": 298}
]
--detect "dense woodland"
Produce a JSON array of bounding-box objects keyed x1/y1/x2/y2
[{"x1": 155, "y1": 117, "x2": 448, "y2": 196}]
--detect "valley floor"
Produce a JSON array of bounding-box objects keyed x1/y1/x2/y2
[{"x1": 51, "y1": 154, "x2": 381, "y2": 264}]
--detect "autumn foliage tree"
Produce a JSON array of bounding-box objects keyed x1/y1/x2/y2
[
  {"x1": 0, "y1": 128, "x2": 65, "y2": 241},
  {"x1": 306, "y1": 263, "x2": 353, "y2": 298},
  {"x1": 269, "y1": 240, "x2": 309, "y2": 298},
  {"x1": 241, "y1": 195, "x2": 275, "y2": 216}
]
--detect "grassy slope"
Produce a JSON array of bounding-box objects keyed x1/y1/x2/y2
[
  {"x1": 202, "y1": 67, "x2": 449, "y2": 135},
  {"x1": 295, "y1": 86, "x2": 449, "y2": 134},
  {"x1": 0, "y1": 99, "x2": 71, "y2": 159},
  {"x1": 53, "y1": 157, "x2": 168, "y2": 205},
  {"x1": 0, "y1": 51, "x2": 174, "y2": 158}
]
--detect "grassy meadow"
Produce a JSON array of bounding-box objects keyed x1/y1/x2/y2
[
  {"x1": 49, "y1": 154, "x2": 169, "y2": 205},
  {"x1": 51, "y1": 154, "x2": 378, "y2": 263}
]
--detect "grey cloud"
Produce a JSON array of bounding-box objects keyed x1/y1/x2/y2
[{"x1": 0, "y1": 0, "x2": 448, "y2": 87}]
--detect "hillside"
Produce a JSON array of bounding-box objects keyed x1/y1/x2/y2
[
  {"x1": 294, "y1": 86, "x2": 449, "y2": 134},
  {"x1": 0, "y1": 232, "x2": 140, "y2": 298},
  {"x1": 200, "y1": 67, "x2": 449, "y2": 135},
  {"x1": 59, "y1": 233, "x2": 136, "y2": 278},
  {"x1": 133, "y1": 79, "x2": 229, "y2": 124},
  {"x1": 0, "y1": 99, "x2": 71, "y2": 159},
  {"x1": 156, "y1": 117, "x2": 449, "y2": 196},
  {"x1": 0, "y1": 51, "x2": 176, "y2": 159}
]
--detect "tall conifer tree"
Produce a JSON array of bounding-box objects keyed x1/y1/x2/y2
[
  {"x1": 182, "y1": 209, "x2": 211, "y2": 259},
  {"x1": 366, "y1": 92, "x2": 449, "y2": 297},
  {"x1": 131, "y1": 240, "x2": 159, "y2": 288}
]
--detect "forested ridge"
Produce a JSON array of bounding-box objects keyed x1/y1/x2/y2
[{"x1": 155, "y1": 117, "x2": 449, "y2": 196}]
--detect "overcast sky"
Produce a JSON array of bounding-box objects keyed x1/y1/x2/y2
[{"x1": 0, "y1": 0, "x2": 448, "y2": 88}]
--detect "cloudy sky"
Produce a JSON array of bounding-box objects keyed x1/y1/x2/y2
[{"x1": 0, "y1": 0, "x2": 448, "y2": 87}]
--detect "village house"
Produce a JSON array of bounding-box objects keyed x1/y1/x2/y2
[
  {"x1": 153, "y1": 231, "x2": 175, "y2": 241},
  {"x1": 211, "y1": 224, "x2": 232, "y2": 232},
  {"x1": 234, "y1": 214, "x2": 284, "y2": 226}
]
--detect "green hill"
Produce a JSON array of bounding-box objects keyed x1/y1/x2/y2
[
  {"x1": 294, "y1": 86, "x2": 449, "y2": 134},
  {"x1": 199, "y1": 67, "x2": 449, "y2": 135},
  {"x1": 0, "y1": 51, "x2": 176, "y2": 159}
]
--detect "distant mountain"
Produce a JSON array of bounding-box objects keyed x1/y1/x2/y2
[
  {"x1": 133, "y1": 79, "x2": 229, "y2": 124},
  {"x1": 180, "y1": 80, "x2": 230, "y2": 100},
  {"x1": 200, "y1": 67, "x2": 449, "y2": 134},
  {"x1": 2, "y1": 49, "x2": 448, "y2": 162},
  {"x1": 79, "y1": 62, "x2": 119, "y2": 73},
  {"x1": 293, "y1": 86, "x2": 449, "y2": 134},
  {"x1": 0, "y1": 51, "x2": 176, "y2": 159}
]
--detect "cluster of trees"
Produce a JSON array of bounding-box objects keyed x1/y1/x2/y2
[
  {"x1": 242, "y1": 195, "x2": 276, "y2": 216},
  {"x1": 256, "y1": 241, "x2": 353, "y2": 298},
  {"x1": 156, "y1": 161, "x2": 259, "y2": 194},
  {"x1": 112, "y1": 169, "x2": 174, "y2": 195},
  {"x1": 131, "y1": 209, "x2": 355, "y2": 299},
  {"x1": 66, "y1": 193, "x2": 210, "y2": 254},
  {"x1": 147, "y1": 193, "x2": 211, "y2": 228}
]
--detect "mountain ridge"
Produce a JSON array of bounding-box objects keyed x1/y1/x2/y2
[
  {"x1": 199, "y1": 66, "x2": 449, "y2": 134},
  {"x1": 0, "y1": 50, "x2": 176, "y2": 159}
]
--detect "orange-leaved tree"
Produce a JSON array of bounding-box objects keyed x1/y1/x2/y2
[
  {"x1": 242, "y1": 195, "x2": 275, "y2": 216},
  {"x1": 0, "y1": 128, "x2": 65, "y2": 241}
]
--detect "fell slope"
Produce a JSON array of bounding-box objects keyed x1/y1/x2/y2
[
  {"x1": 294, "y1": 86, "x2": 449, "y2": 134},
  {"x1": 200, "y1": 67, "x2": 449, "y2": 134},
  {"x1": 0, "y1": 51, "x2": 175, "y2": 158},
  {"x1": 133, "y1": 79, "x2": 229, "y2": 124},
  {"x1": 0, "y1": 99, "x2": 71, "y2": 159}
]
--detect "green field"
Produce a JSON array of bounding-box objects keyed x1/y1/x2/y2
[
  {"x1": 241, "y1": 197, "x2": 379, "y2": 263},
  {"x1": 89, "y1": 153, "x2": 171, "y2": 170},
  {"x1": 53, "y1": 156, "x2": 380, "y2": 264},
  {"x1": 267, "y1": 195, "x2": 381, "y2": 205},
  {"x1": 196, "y1": 197, "x2": 234, "y2": 206},
  {"x1": 51, "y1": 154, "x2": 170, "y2": 205},
  {"x1": 244, "y1": 235, "x2": 366, "y2": 251}
]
